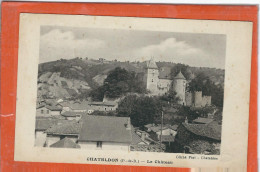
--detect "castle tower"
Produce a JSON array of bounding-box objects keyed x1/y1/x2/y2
[
  {"x1": 144, "y1": 58, "x2": 159, "y2": 95},
  {"x1": 194, "y1": 91, "x2": 203, "y2": 107},
  {"x1": 173, "y1": 71, "x2": 186, "y2": 105}
]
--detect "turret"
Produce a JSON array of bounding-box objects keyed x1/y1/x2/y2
[{"x1": 173, "y1": 71, "x2": 186, "y2": 105}]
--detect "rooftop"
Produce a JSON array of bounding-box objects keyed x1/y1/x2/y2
[
  {"x1": 35, "y1": 118, "x2": 66, "y2": 131},
  {"x1": 158, "y1": 67, "x2": 171, "y2": 79},
  {"x1": 50, "y1": 137, "x2": 80, "y2": 148},
  {"x1": 193, "y1": 117, "x2": 214, "y2": 124},
  {"x1": 61, "y1": 111, "x2": 85, "y2": 117},
  {"x1": 182, "y1": 122, "x2": 221, "y2": 141},
  {"x1": 45, "y1": 105, "x2": 62, "y2": 111},
  {"x1": 146, "y1": 59, "x2": 158, "y2": 69},
  {"x1": 78, "y1": 115, "x2": 132, "y2": 143},
  {"x1": 174, "y1": 71, "x2": 186, "y2": 80},
  {"x1": 46, "y1": 121, "x2": 82, "y2": 135}
]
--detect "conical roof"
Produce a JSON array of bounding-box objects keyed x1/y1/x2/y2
[
  {"x1": 50, "y1": 137, "x2": 80, "y2": 148},
  {"x1": 174, "y1": 71, "x2": 186, "y2": 79},
  {"x1": 146, "y1": 58, "x2": 158, "y2": 69}
]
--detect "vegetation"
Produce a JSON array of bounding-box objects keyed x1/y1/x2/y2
[
  {"x1": 117, "y1": 95, "x2": 162, "y2": 129},
  {"x1": 90, "y1": 67, "x2": 146, "y2": 101},
  {"x1": 188, "y1": 72, "x2": 224, "y2": 107},
  {"x1": 170, "y1": 63, "x2": 190, "y2": 79}
]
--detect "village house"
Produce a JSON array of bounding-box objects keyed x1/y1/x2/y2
[
  {"x1": 36, "y1": 105, "x2": 62, "y2": 117},
  {"x1": 88, "y1": 101, "x2": 118, "y2": 112},
  {"x1": 59, "y1": 101, "x2": 89, "y2": 112},
  {"x1": 174, "y1": 121, "x2": 221, "y2": 154},
  {"x1": 78, "y1": 115, "x2": 132, "y2": 151},
  {"x1": 45, "y1": 120, "x2": 82, "y2": 147},
  {"x1": 35, "y1": 118, "x2": 64, "y2": 146},
  {"x1": 144, "y1": 124, "x2": 178, "y2": 152}
]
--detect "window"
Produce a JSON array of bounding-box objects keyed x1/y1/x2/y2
[
  {"x1": 97, "y1": 141, "x2": 102, "y2": 148},
  {"x1": 47, "y1": 110, "x2": 49, "y2": 114},
  {"x1": 41, "y1": 110, "x2": 44, "y2": 114},
  {"x1": 152, "y1": 79, "x2": 154, "y2": 82}
]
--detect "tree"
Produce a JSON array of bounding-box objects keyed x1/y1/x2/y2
[
  {"x1": 117, "y1": 95, "x2": 162, "y2": 129},
  {"x1": 90, "y1": 67, "x2": 146, "y2": 100},
  {"x1": 159, "y1": 89, "x2": 180, "y2": 106}
]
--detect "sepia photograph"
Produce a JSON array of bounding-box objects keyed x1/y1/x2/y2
[
  {"x1": 35, "y1": 26, "x2": 225, "y2": 154},
  {"x1": 14, "y1": 14, "x2": 252, "y2": 168}
]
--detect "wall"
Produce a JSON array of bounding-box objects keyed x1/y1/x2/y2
[
  {"x1": 89, "y1": 105, "x2": 117, "y2": 112},
  {"x1": 157, "y1": 79, "x2": 172, "y2": 95},
  {"x1": 50, "y1": 110, "x2": 61, "y2": 116},
  {"x1": 36, "y1": 107, "x2": 52, "y2": 117},
  {"x1": 35, "y1": 131, "x2": 47, "y2": 147},
  {"x1": 46, "y1": 135, "x2": 78, "y2": 147},
  {"x1": 46, "y1": 135, "x2": 60, "y2": 147},
  {"x1": 173, "y1": 79, "x2": 186, "y2": 105},
  {"x1": 185, "y1": 92, "x2": 193, "y2": 106},
  {"x1": 202, "y1": 96, "x2": 211, "y2": 107},
  {"x1": 78, "y1": 141, "x2": 130, "y2": 151}
]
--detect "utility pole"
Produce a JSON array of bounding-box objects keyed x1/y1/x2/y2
[{"x1": 160, "y1": 110, "x2": 163, "y2": 152}]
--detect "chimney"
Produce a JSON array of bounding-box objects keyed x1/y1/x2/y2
[
  {"x1": 141, "y1": 132, "x2": 146, "y2": 141},
  {"x1": 185, "y1": 117, "x2": 188, "y2": 124},
  {"x1": 125, "y1": 118, "x2": 131, "y2": 130}
]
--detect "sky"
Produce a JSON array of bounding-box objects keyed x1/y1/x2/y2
[{"x1": 40, "y1": 26, "x2": 226, "y2": 69}]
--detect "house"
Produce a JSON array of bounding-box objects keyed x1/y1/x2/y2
[
  {"x1": 78, "y1": 115, "x2": 132, "y2": 151},
  {"x1": 50, "y1": 137, "x2": 80, "y2": 149},
  {"x1": 144, "y1": 124, "x2": 178, "y2": 152},
  {"x1": 88, "y1": 101, "x2": 118, "y2": 112},
  {"x1": 45, "y1": 120, "x2": 82, "y2": 147},
  {"x1": 59, "y1": 101, "x2": 89, "y2": 112},
  {"x1": 193, "y1": 117, "x2": 214, "y2": 124},
  {"x1": 61, "y1": 111, "x2": 85, "y2": 120},
  {"x1": 145, "y1": 124, "x2": 177, "y2": 140},
  {"x1": 35, "y1": 118, "x2": 63, "y2": 146},
  {"x1": 174, "y1": 122, "x2": 221, "y2": 155},
  {"x1": 36, "y1": 105, "x2": 62, "y2": 117}
]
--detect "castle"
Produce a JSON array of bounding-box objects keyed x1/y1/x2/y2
[{"x1": 143, "y1": 59, "x2": 211, "y2": 107}]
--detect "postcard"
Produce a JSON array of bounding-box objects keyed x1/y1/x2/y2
[{"x1": 14, "y1": 13, "x2": 252, "y2": 169}]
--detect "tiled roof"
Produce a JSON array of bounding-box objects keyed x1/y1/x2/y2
[
  {"x1": 158, "y1": 67, "x2": 171, "y2": 79},
  {"x1": 131, "y1": 129, "x2": 145, "y2": 145},
  {"x1": 66, "y1": 88, "x2": 78, "y2": 96},
  {"x1": 174, "y1": 71, "x2": 186, "y2": 79},
  {"x1": 46, "y1": 121, "x2": 82, "y2": 135},
  {"x1": 78, "y1": 115, "x2": 132, "y2": 143},
  {"x1": 182, "y1": 122, "x2": 221, "y2": 141},
  {"x1": 61, "y1": 111, "x2": 85, "y2": 117},
  {"x1": 50, "y1": 137, "x2": 80, "y2": 148},
  {"x1": 60, "y1": 101, "x2": 89, "y2": 110},
  {"x1": 35, "y1": 118, "x2": 66, "y2": 131},
  {"x1": 193, "y1": 117, "x2": 214, "y2": 124},
  {"x1": 46, "y1": 105, "x2": 62, "y2": 111}
]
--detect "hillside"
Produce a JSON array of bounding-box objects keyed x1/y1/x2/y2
[{"x1": 37, "y1": 58, "x2": 225, "y2": 99}]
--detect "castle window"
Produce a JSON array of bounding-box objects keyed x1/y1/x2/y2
[{"x1": 152, "y1": 79, "x2": 154, "y2": 82}]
